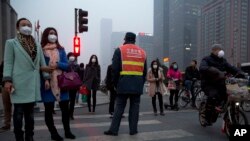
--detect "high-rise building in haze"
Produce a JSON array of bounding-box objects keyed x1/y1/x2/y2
[
  {"x1": 111, "y1": 31, "x2": 126, "y2": 52},
  {"x1": 154, "y1": 0, "x2": 207, "y2": 70},
  {"x1": 153, "y1": 0, "x2": 170, "y2": 64},
  {"x1": 100, "y1": 19, "x2": 112, "y2": 79},
  {"x1": 137, "y1": 33, "x2": 154, "y2": 66},
  {"x1": 0, "y1": 0, "x2": 17, "y2": 61},
  {"x1": 168, "y1": 0, "x2": 207, "y2": 70},
  {"x1": 198, "y1": 0, "x2": 250, "y2": 65}
]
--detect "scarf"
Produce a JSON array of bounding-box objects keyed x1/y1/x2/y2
[
  {"x1": 43, "y1": 43, "x2": 62, "y2": 101},
  {"x1": 17, "y1": 33, "x2": 37, "y2": 61}
]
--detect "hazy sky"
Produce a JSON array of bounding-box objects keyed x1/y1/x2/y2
[{"x1": 10, "y1": 0, "x2": 153, "y2": 64}]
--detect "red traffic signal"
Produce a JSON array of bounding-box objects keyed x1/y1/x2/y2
[
  {"x1": 74, "y1": 36, "x2": 80, "y2": 56},
  {"x1": 78, "y1": 9, "x2": 88, "y2": 33}
]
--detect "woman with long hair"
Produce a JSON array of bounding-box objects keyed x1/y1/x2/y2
[
  {"x1": 40, "y1": 27, "x2": 75, "y2": 140},
  {"x1": 83, "y1": 55, "x2": 101, "y2": 113},
  {"x1": 147, "y1": 60, "x2": 166, "y2": 116}
]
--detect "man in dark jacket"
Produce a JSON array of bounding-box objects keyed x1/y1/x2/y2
[
  {"x1": 0, "y1": 61, "x2": 12, "y2": 133},
  {"x1": 184, "y1": 60, "x2": 200, "y2": 107},
  {"x1": 104, "y1": 32, "x2": 147, "y2": 136},
  {"x1": 199, "y1": 44, "x2": 243, "y2": 125},
  {"x1": 105, "y1": 64, "x2": 116, "y2": 117}
]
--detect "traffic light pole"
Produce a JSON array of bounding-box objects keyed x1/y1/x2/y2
[{"x1": 74, "y1": 8, "x2": 78, "y2": 36}]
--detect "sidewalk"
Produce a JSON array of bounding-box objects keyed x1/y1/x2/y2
[
  {"x1": 36, "y1": 91, "x2": 110, "y2": 112},
  {"x1": 0, "y1": 91, "x2": 110, "y2": 116}
]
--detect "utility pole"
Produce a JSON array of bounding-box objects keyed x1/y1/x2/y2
[{"x1": 75, "y1": 8, "x2": 78, "y2": 37}]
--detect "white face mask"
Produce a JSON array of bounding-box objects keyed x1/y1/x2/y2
[
  {"x1": 173, "y1": 65, "x2": 178, "y2": 69},
  {"x1": 153, "y1": 65, "x2": 158, "y2": 69},
  {"x1": 92, "y1": 58, "x2": 96, "y2": 63},
  {"x1": 48, "y1": 34, "x2": 57, "y2": 43},
  {"x1": 19, "y1": 26, "x2": 32, "y2": 36},
  {"x1": 69, "y1": 56, "x2": 75, "y2": 62},
  {"x1": 218, "y1": 50, "x2": 225, "y2": 58}
]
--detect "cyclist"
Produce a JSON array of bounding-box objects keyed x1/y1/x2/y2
[
  {"x1": 199, "y1": 44, "x2": 244, "y2": 125},
  {"x1": 184, "y1": 60, "x2": 200, "y2": 107}
]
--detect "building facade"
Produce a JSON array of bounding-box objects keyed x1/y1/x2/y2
[
  {"x1": 137, "y1": 33, "x2": 154, "y2": 66},
  {"x1": 169, "y1": 0, "x2": 207, "y2": 70},
  {"x1": 198, "y1": 0, "x2": 250, "y2": 65},
  {"x1": 0, "y1": 0, "x2": 17, "y2": 61},
  {"x1": 100, "y1": 19, "x2": 112, "y2": 79},
  {"x1": 153, "y1": 0, "x2": 170, "y2": 64}
]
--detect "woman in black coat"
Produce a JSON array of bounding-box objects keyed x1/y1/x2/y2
[{"x1": 83, "y1": 55, "x2": 101, "y2": 113}]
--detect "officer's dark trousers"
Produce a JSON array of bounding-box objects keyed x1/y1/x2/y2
[{"x1": 109, "y1": 94, "x2": 141, "y2": 134}]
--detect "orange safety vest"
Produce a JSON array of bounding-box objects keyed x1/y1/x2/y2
[{"x1": 119, "y1": 44, "x2": 146, "y2": 76}]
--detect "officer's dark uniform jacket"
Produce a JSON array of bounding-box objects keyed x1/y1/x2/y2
[{"x1": 112, "y1": 42, "x2": 147, "y2": 95}]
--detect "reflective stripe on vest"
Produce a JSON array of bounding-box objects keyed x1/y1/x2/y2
[{"x1": 120, "y1": 44, "x2": 146, "y2": 76}]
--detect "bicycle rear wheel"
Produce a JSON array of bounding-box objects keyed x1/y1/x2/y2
[
  {"x1": 178, "y1": 89, "x2": 190, "y2": 108},
  {"x1": 199, "y1": 102, "x2": 207, "y2": 127},
  {"x1": 195, "y1": 90, "x2": 205, "y2": 110}
]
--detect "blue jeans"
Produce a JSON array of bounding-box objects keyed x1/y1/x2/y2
[
  {"x1": 184, "y1": 80, "x2": 192, "y2": 91},
  {"x1": 13, "y1": 102, "x2": 35, "y2": 141},
  {"x1": 109, "y1": 94, "x2": 141, "y2": 134}
]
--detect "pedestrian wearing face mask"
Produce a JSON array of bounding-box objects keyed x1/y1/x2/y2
[
  {"x1": 2, "y1": 18, "x2": 50, "y2": 141},
  {"x1": 67, "y1": 52, "x2": 81, "y2": 120},
  {"x1": 147, "y1": 60, "x2": 167, "y2": 116},
  {"x1": 83, "y1": 55, "x2": 101, "y2": 113},
  {"x1": 167, "y1": 62, "x2": 182, "y2": 110},
  {"x1": 40, "y1": 27, "x2": 76, "y2": 140},
  {"x1": 199, "y1": 44, "x2": 244, "y2": 125}
]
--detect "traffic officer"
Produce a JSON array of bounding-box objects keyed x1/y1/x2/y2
[{"x1": 104, "y1": 32, "x2": 147, "y2": 136}]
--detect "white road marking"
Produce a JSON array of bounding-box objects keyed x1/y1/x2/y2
[
  {"x1": 34, "y1": 110, "x2": 196, "y2": 121},
  {"x1": 35, "y1": 120, "x2": 161, "y2": 130},
  {"x1": 70, "y1": 129, "x2": 193, "y2": 141}
]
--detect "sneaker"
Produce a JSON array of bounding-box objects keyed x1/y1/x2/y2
[{"x1": 0, "y1": 126, "x2": 10, "y2": 133}]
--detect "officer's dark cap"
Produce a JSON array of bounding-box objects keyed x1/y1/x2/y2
[{"x1": 124, "y1": 32, "x2": 136, "y2": 41}]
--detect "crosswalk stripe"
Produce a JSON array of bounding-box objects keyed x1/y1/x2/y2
[
  {"x1": 35, "y1": 120, "x2": 161, "y2": 130},
  {"x1": 72, "y1": 129, "x2": 193, "y2": 141},
  {"x1": 34, "y1": 110, "x2": 196, "y2": 121}
]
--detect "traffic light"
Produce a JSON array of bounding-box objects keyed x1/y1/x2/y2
[
  {"x1": 78, "y1": 9, "x2": 88, "y2": 33},
  {"x1": 73, "y1": 36, "x2": 80, "y2": 56}
]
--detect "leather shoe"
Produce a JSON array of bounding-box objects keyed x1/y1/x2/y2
[
  {"x1": 130, "y1": 131, "x2": 138, "y2": 135},
  {"x1": 65, "y1": 132, "x2": 75, "y2": 139},
  {"x1": 104, "y1": 130, "x2": 118, "y2": 136},
  {"x1": 51, "y1": 134, "x2": 63, "y2": 141}
]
